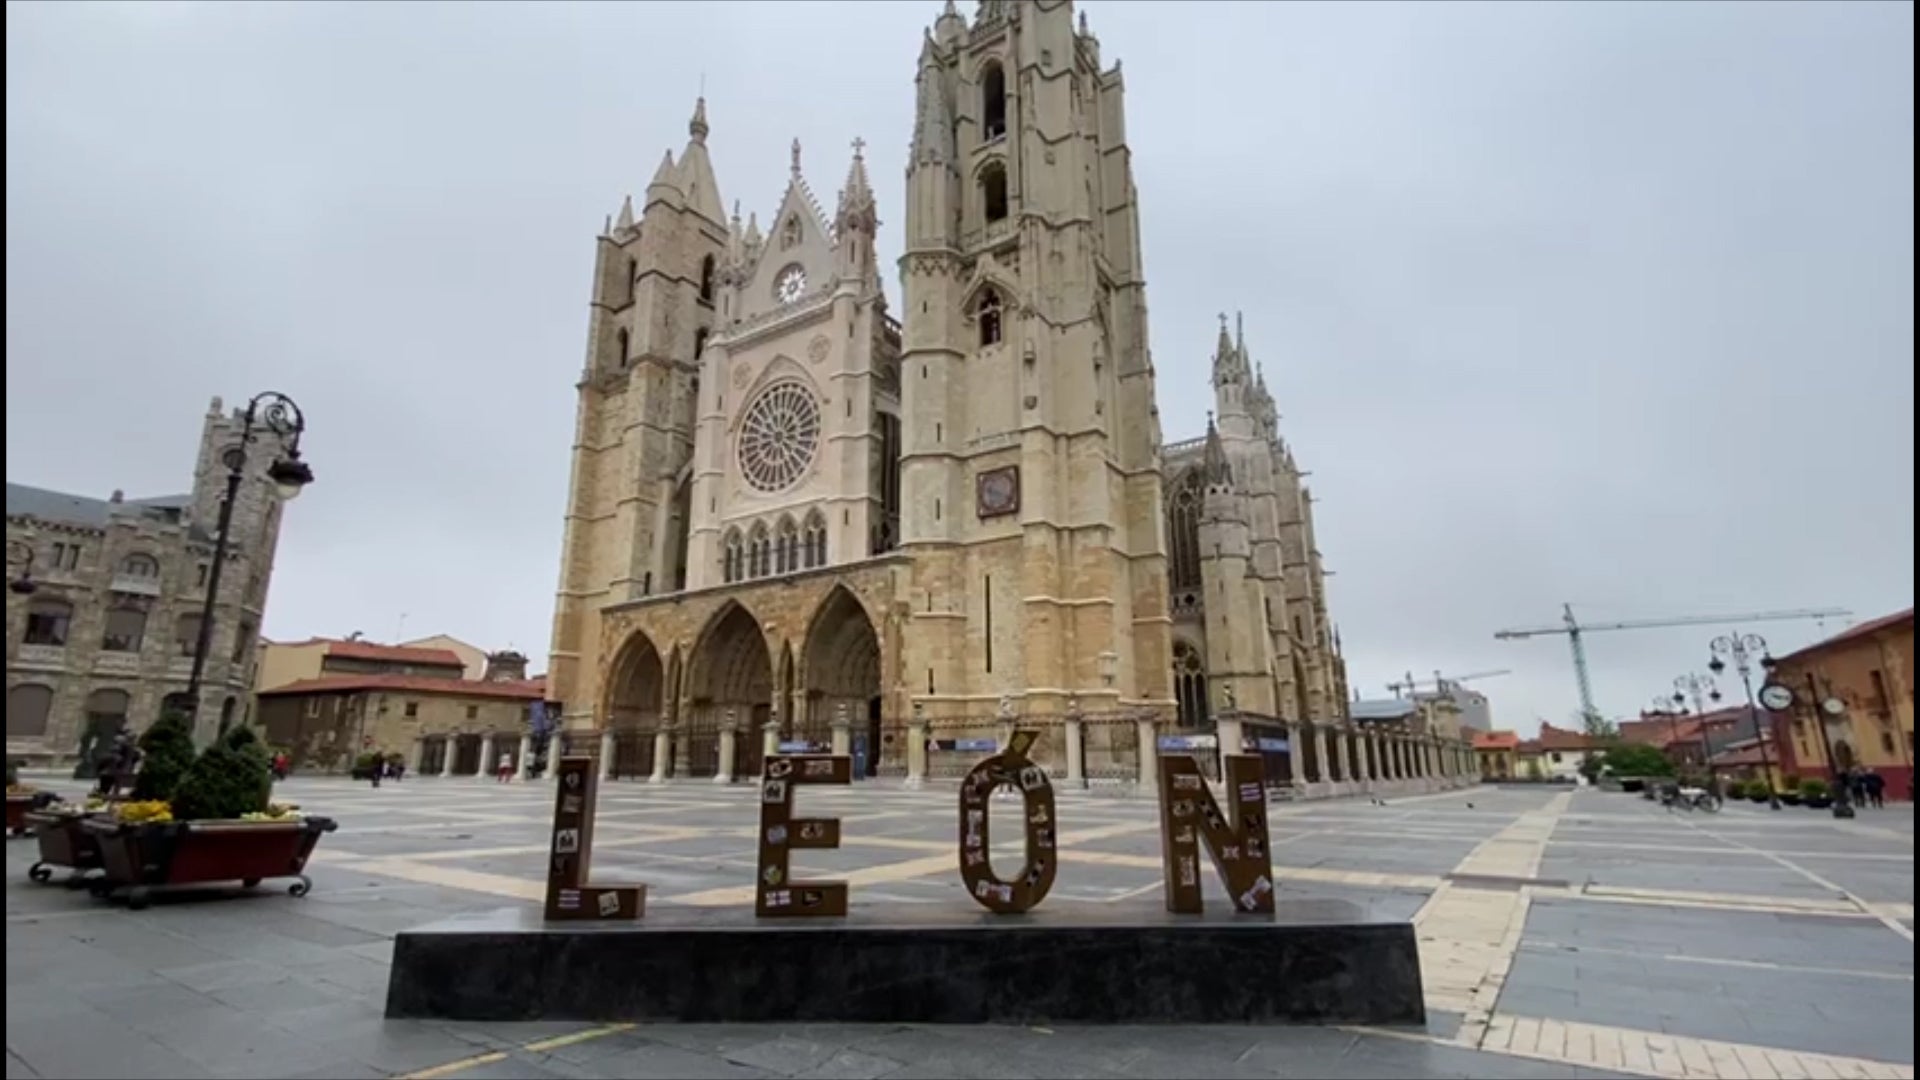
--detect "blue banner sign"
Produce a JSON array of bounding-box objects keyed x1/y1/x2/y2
[
  {"x1": 932, "y1": 737, "x2": 999, "y2": 753},
  {"x1": 1157, "y1": 734, "x2": 1217, "y2": 751},
  {"x1": 778, "y1": 740, "x2": 828, "y2": 753},
  {"x1": 1254, "y1": 737, "x2": 1291, "y2": 753}
]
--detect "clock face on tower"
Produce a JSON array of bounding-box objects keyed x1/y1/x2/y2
[
  {"x1": 775, "y1": 265, "x2": 808, "y2": 305},
  {"x1": 976, "y1": 466, "x2": 1021, "y2": 518}
]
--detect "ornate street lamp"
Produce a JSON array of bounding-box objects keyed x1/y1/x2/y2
[
  {"x1": 184, "y1": 392, "x2": 313, "y2": 724},
  {"x1": 1708, "y1": 633, "x2": 1779, "y2": 809},
  {"x1": 6, "y1": 540, "x2": 36, "y2": 596}
]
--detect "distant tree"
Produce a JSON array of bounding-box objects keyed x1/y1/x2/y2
[
  {"x1": 1600, "y1": 742, "x2": 1673, "y2": 778},
  {"x1": 1524, "y1": 758, "x2": 1545, "y2": 781}
]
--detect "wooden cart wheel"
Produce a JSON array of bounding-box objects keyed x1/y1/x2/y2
[
  {"x1": 288, "y1": 875, "x2": 311, "y2": 898},
  {"x1": 29, "y1": 862, "x2": 52, "y2": 884}
]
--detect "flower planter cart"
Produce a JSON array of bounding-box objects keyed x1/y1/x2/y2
[
  {"x1": 7, "y1": 791, "x2": 56, "y2": 837},
  {"x1": 82, "y1": 816, "x2": 337, "y2": 909},
  {"x1": 26, "y1": 811, "x2": 105, "y2": 885}
]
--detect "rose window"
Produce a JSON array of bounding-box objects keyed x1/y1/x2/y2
[{"x1": 737, "y1": 381, "x2": 821, "y2": 493}]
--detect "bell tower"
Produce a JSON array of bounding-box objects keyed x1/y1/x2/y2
[{"x1": 899, "y1": 0, "x2": 1171, "y2": 716}]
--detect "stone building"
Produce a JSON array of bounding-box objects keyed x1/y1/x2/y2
[
  {"x1": 1769, "y1": 607, "x2": 1914, "y2": 801},
  {"x1": 544, "y1": 0, "x2": 1474, "y2": 793},
  {"x1": 5, "y1": 396, "x2": 295, "y2": 763},
  {"x1": 256, "y1": 669, "x2": 547, "y2": 776}
]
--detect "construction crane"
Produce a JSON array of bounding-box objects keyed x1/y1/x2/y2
[
  {"x1": 1387, "y1": 669, "x2": 1512, "y2": 698},
  {"x1": 1494, "y1": 604, "x2": 1851, "y2": 726}
]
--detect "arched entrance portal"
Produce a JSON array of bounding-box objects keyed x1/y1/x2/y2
[
  {"x1": 687, "y1": 603, "x2": 772, "y2": 779},
  {"x1": 802, "y1": 587, "x2": 882, "y2": 777},
  {"x1": 605, "y1": 632, "x2": 665, "y2": 779}
]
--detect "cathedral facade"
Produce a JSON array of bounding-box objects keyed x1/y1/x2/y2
[{"x1": 546, "y1": 0, "x2": 1350, "y2": 783}]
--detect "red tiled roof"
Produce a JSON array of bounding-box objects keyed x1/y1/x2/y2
[
  {"x1": 259, "y1": 674, "x2": 546, "y2": 701},
  {"x1": 1536, "y1": 722, "x2": 1599, "y2": 751},
  {"x1": 1775, "y1": 608, "x2": 1914, "y2": 665},
  {"x1": 323, "y1": 639, "x2": 467, "y2": 666},
  {"x1": 1515, "y1": 739, "x2": 1544, "y2": 755},
  {"x1": 1620, "y1": 717, "x2": 1706, "y2": 749},
  {"x1": 1474, "y1": 731, "x2": 1520, "y2": 750},
  {"x1": 1709, "y1": 740, "x2": 1777, "y2": 768}
]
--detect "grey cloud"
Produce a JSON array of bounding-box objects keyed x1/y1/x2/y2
[{"x1": 7, "y1": 0, "x2": 1911, "y2": 730}]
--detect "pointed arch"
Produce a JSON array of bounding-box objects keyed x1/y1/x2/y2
[
  {"x1": 699, "y1": 254, "x2": 717, "y2": 302},
  {"x1": 617, "y1": 328, "x2": 631, "y2": 367},
  {"x1": 800, "y1": 585, "x2": 882, "y2": 771},
  {"x1": 685, "y1": 600, "x2": 775, "y2": 778},
  {"x1": 723, "y1": 526, "x2": 744, "y2": 583},
  {"x1": 1172, "y1": 638, "x2": 1209, "y2": 730},
  {"x1": 979, "y1": 159, "x2": 1009, "y2": 224},
  {"x1": 604, "y1": 629, "x2": 667, "y2": 732},
  {"x1": 976, "y1": 287, "x2": 1004, "y2": 347},
  {"x1": 747, "y1": 520, "x2": 771, "y2": 579},
  {"x1": 1166, "y1": 467, "x2": 1205, "y2": 596},
  {"x1": 803, "y1": 508, "x2": 828, "y2": 569},
  {"x1": 980, "y1": 60, "x2": 1008, "y2": 141},
  {"x1": 775, "y1": 514, "x2": 800, "y2": 574}
]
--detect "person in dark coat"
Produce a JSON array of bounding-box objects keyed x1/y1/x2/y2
[{"x1": 1863, "y1": 770, "x2": 1885, "y2": 809}]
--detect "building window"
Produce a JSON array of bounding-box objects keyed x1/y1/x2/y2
[
  {"x1": 980, "y1": 161, "x2": 1009, "y2": 224},
  {"x1": 694, "y1": 328, "x2": 708, "y2": 360},
  {"x1": 466, "y1": 704, "x2": 479, "y2": 720},
  {"x1": 175, "y1": 613, "x2": 203, "y2": 657},
  {"x1": 1870, "y1": 669, "x2": 1891, "y2": 714},
  {"x1": 775, "y1": 517, "x2": 799, "y2": 574},
  {"x1": 196, "y1": 563, "x2": 209, "y2": 588},
  {"x1": 981, "y1": 61, "x2": 1007, "y2": 140},
  {"x1": 101, "y1": 605, "x2": 147, "y2": 653},
  {"x1": 1172, "y1": 640, "x2": 1209, "y2": 730},
  {"x1": 119, "y1": 553, "x2": 160, "y2": 578},
  {"x1": 1883, "y1": 731, "x2": 1897, "y2": 754},
  {"x1": 699, "y1": 254, "x2": 716, "y2": 303},
  {"x1": 6, "y1": 684, "x2": 53, "y2": 737},
  {"x1": 617, "y1": 328, "x2": 631, "y2": 368},
  {"x1": 723, "y1": 528, "x2": 744, "y2": 584},
  {"x1": 804, "y1": 510, "x2": 828, "y2": 569},
  {"x1": 23, "y1": 600, "x2": 72, "y2": 647},
  {"x1": 405, "y1": 701, "x2": 419, "y2": 718},
  {"x1": 51, "y1": 542, "x2": 82, "y2": 571},
  {"x1": 1165, "y1": 469, "x2": 1203, "y2": 595},
  {"x1": 232, "y1": 620, "x2": 256, "y2": 664},
  {"x1": 977, "y1": 288, "x2": 1003, "y2": 347},
  {"x1": 1550, "y1": 752, "x2": 1562, "y2": 763},
  {"x1": 626, "y1": 257, "x2": 637, "y2": 303},
  {"x1": 305, "y1": 697, "x2": 321, "y2": 719}
]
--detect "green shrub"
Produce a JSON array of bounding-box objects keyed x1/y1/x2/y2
[
  {"x1": 353, "y1": 752, "x2": 381, "y2": 772},
  {"x1": 1723, "y1": 780, "x2": 1748, "y2": 800},
  {"x1": 170, "y1": 724, "x2": 272, "y2": 821},
  {"x1": 1798, "y1": 777, "x2": 1829, "y2": 799},
  {"x1": 131, "y1": 711, "x2": 198, "y2": 801}
]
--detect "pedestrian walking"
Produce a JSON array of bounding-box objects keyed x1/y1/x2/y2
[
  {"x1": 496, "y1": 751, "x2": 515, "y2": 783},
  {"x1": 1863, "y1": 770, "x2": 1885, "y2": 809}
]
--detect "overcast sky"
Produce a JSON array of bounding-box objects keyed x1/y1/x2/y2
[{"x1": 7, "y1": 1, "x2": 1912, "y2": 733}]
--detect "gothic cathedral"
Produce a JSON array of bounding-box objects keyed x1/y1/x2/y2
[{"x1": 547, "y1": 0, "x2": 1346, "y2": 782}]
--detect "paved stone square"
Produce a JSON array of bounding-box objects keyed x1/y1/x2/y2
[{"x1": 6, "y1": 777, "x2": 1912, "y2": 1079}]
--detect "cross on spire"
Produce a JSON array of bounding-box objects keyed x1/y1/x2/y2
[
  {"x1": 850, "y1": 136, "x2": 866, "y2": 159},
  {"x1": 791, "y1": 138, "x2": 802, "y2": 176}
]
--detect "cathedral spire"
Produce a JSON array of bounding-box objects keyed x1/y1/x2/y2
[
  {"x1": 614, "y1": 194, "x2": 635, "y2": 232},
  {"x1": 676, "y1": 97, "x2": 727, "y2": 225},
  {"x1": 911, "y1": 42, "x2": 956, "y2": 166},
  {"x1": 645, "y1": 149, "x2": 682, "y2": 210},
  {"x1": 1202, "y1": 413, "x2": 1233, "y2": 486},
  {"x1": 688, "y1": 95, "x2": 710, "y2": 143}
]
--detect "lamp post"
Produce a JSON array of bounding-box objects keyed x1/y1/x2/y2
[
  {"x1": 6, "y1": 540, "x2": 36, "y2": 595},
  {"x1": 1709, "y1": 633, "x2": 1779, "y2": 810},
  {"x1": 1668, "y1": 672, "x2": 1720, "y2": 775},
  {"x1": 183, "y1": 392, "x2": 313, "y2": 728},
  {"x1": 1802, "y1": 673, "x2": 1855, "y2": 820}
]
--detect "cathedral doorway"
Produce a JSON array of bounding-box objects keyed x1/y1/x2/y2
[
  {"x1": 801, "y1": 586, "x2": 882, "y2": 777},
  {"x1": 686, "y1": 602, "x2": 772, "y2": 780},
  {"x1": 605, "y1": 631, "x2": 665, "y2": 779}
]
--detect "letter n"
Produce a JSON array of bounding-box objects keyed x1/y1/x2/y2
[{"x1": 1157, "y1": 754, "x2": 1275, "y2": 914}]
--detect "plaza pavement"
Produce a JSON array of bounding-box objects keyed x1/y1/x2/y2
[{"x1": 4, "y1": 774, "x2": 1912, "y2": 1080}]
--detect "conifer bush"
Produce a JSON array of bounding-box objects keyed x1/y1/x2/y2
[
  {"x1": 169, "y1": 724, "x2": 273, "y2": 822},
  {"x1": 131, "y1": 710, "x2": 197, "y2": 801}
]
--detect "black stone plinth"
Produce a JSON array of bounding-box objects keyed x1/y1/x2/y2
[{"x1": 384, "y1": 900, "x2": 1424, "y2": 1026}]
